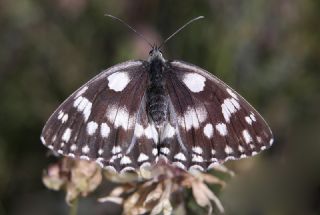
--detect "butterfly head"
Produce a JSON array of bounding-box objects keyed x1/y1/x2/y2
[{"x1": 148, "y1": 46, "x2": 165, "y2": 63}]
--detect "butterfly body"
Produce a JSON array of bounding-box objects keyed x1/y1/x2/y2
[
  {"x1": 146, "y1": 49, "x2": 168, "y2": 126},
  {"x1": 41, "y1": 46, "x2": 273, "y2": 173}
]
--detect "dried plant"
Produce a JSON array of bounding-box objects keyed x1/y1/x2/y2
[
  {"x1": 42, "y1": 158, "x2": 102, "y2": 204},
  {"x1": 43, "y1": 158, "x2": 232, "y2": 214}
]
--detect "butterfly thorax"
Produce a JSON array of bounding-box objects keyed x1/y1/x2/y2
[{"x1": 146, "y1": 53, "x2": 168, "y2": 126}]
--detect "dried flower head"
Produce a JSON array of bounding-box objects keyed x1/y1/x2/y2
[
  {"x1": 42, "y1": 157, "x2": 102, "y2": 204},
  {"x1": 100, "y1": 162, "x2": 232, "y2": 215},
  {"x1": 43, "y1": 156, "x2": 232, "y2": 214}
]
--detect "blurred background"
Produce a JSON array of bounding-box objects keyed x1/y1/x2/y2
[{"x1": 0, "y1": 0, "x2": 320, "y2": 214}]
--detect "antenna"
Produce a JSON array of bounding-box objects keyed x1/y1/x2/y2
[
  {"x1": 105, "y1": 14, "x2": 153, "y2": 48},
  {"x1": 159, "y1": 16, "x2": 204, "y2": 49}
]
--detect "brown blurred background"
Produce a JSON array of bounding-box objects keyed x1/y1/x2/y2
[{"x1": 0, "y1": 0, "x2": 320, "y2": 214}]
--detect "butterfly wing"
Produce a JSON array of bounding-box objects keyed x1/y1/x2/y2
[
  {"x1": 41, "y1": 60, "x2": 157, "y2": 172},
  {"x1": 163, "y1": 60, "x2": 273, "y2": 171}
]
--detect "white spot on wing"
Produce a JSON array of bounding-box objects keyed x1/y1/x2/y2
[
  {"x1": 114, "y1": 107, "x2": 130, "y2": 129},
  {"x1": 226, "y1": 88, "x2": 238, "y2": 100},
  {"x1": 77, "y1": 96, "x2": 89, "y2": 111},
  {"x1": 107, "y1": 71, "x2": 130, "y2": 92},
  {"x1": 111, "y1": 146, "x2": 122, "y2": 154},
  {"x1": 87, "y1": 121, "x2": 98, "y2": 135},
  {"x1": 57, "y1": 111, "x2": 68, "y2": 123},
  {"x1": 203, "y1": 123, "x2": 213, "y2": 138},
  {"x1": 245, "y1": 116, "x2": 253, "y2": 125},
  {"x1": 152, "y1": 148, "x2": 158, "y2": 156},
  {"x1": 225, "y1": 156, "x2": 236, "y2": 161},
  {"x1": 174, "y1": 152, "x2": 186, "y2": 161},
  {"x1": 83, "y1": 102, "x2": 92, "y2": 121},
  {"x1": 192, "y1": 146, "x2": 203, "y2": 154},
  {"x1": 58, "y1": 111, "x2": 64, "y2": 120},
  {"x1": 62, "y1": 128, "x2": 72, "y2": 142},
  {"x1": 221, "y1": 98, "x2": 240, "y2": 123},
  {"x1": 184, "y1": 107, "x2": 198, "y2": 130},
  {"x1": 192, "y1": 154, "x2": 203, "y2": 162},
  {"x1": 120, "y1": 156, "x2": 132, "y2": 165},
  {"x1": 250, "y1": 113, "x2": 256, "y2": 122},
  {"x1": 238, "y1": 145, "x2": 244, "y2": 152},
  {"x1": 251, "y1": 151, "x2": 258, "y2": 156},
  {"x1": 269, "y1": 138, "x2": 274, "y2": 145},
  {"x1": 160, "y1": 147, "x2": 170, "y2": 155},
  {"x1": 240, "y1": 154, "x2": 247, "y2": 158},
  {"x1": 195, "y1": 105, "x2": 208, "y2": 123},
  {"x1": 256, "y1": 136, "x2": 262, "y2": 143},
  {"x1": 110, "y1": 154, "x2": 122, "y2": 163},
  {"x1": 161, "y1": 123, "x2": 175, "y2": 140},
  {"x1": 70, "y1": 144, "x2": 77, "y2": 151},
  {"x1": 40, "y1": 136, "x2": 46, "y2": 145},
  {"x1": 230, "y1": 98, "x2": 240, "y2": 109},
  {"x1": 73, "y1": 96, "x2": 82, "y2": 107},
  {"x1": 261, "y1": 146, "x2": 267, "y2": 150},
  {"x1": 224, "y1": 145, "x2": 233, "y2": 154},
  {"x1": 211, "y1": 158, "x2": 218, "y2": 162},
  {"x1": 100, "y1": 123, "x2": 110, "y2": 138},
  {"x1": 145, "y1": 124, "x2": 158, "y2": 143},
  {"x1": 61, "y1": 114, "x2": 68, "y2": 123},
  {"x1": 82, "y1": 145, "x2": 90, "y2": 154},
  {"x1": 182, "y1": 73, "x2": 206, "y2": 93},
  {"x1": 242, "y1": 129, "x2": 252, "y2": 144},
  {"x1": 137, "y1": 153, "x2": 149, "y2": 162},
  {"x1": 216, "y1": 123, "x2": 227, "y2": 136},
  {"x1": 98, "y1": 148, "x2": 104, "y2": 155},
  {"x1": 73, "y1": 96, "x2": 92, "y2": 121},
  {"x1": 134, "y1": 123, "x2": 144, "y2": 138},
  {"x1": 106, "y1": 105, "x2": 117, "y2": 122}
]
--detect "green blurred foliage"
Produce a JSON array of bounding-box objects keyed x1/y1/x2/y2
[{"x1": 0, "y1": 0, "x2": 319, "y2": 214}]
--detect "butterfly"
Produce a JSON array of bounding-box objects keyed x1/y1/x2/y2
[{"x1": 41, "y1": 16, "x2": 273, "y2": 173}]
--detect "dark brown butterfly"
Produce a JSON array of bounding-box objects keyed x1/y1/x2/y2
[{"x1": 41, "y1": 16, "x2": 273, "y2": 173}]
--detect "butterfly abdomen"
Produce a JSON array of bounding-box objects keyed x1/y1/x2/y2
[{"x1": 147, "y1": 58, "x2": 168, "y2": 125}]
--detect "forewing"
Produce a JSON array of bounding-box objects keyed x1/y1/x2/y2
[
  {"x1": 164, "y1": 60, "x2": 273, "y2": 171},
  {"x1": 41, "y1": 60, "x2": 157, "y2": 172}
]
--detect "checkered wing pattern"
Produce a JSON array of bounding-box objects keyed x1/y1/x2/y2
[
  {"x1": 159, "y1": 60, "x2": 273, "y2": 171},
  {"x1": 41, "y1": 58, "x2": 274, "y2": 173},
  {"x1": 41, "y1": 61, "x2": 158, "y2": 173}
]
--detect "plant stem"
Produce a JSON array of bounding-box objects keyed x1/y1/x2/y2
[{"x1": 69, "y1": 198, "x2": 78, "y2": 215}]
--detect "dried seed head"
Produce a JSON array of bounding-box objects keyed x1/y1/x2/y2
[{"x1": 42, "y1": 158, "x2": 102, "y2": 204}]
